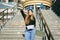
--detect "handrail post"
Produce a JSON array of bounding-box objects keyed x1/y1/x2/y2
[
  {"x1": 48, "y1": 33, "x2": 50, "y2": 40},
  {"x1": 7, "y1": 8, "x2": 8, "y2": 21},
  {"x1": 3, "y1": 11, "x2": 4, "y2": 23},
  {"x1": 40, "y1": 12, "x2": 43, "y2": 31}
]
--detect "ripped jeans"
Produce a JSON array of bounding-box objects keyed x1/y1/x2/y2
[{"x1": 25, "y1": 26, "x2": 36, "y2": 40}]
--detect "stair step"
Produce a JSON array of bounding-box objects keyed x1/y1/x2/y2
[
  {"x1": 0, "y1": 11, "x2": 43, "y2": 40},
  {"x1": 35, "y1": 36, "x2": 42, "y2": 40},
  {"x1": 0, "y1": 31, "x2": 24, "y2": 34},
  {"x1": 3, "y1": 27, "x2": 25, "y2": 30},
  {"x1": 3, "y1": 28, "x2": 25, "y2": 30},
  {"x1": 4, "y1": 26, "x2": 25, "y2": 28},
  {"x1": 3, "y1": 29, "x2": 22, "y2": 31},
  {"x1": 0, "y1": 37, "x2": 23, "y2": 39},
  {"x1": 5, "y1": 24, "x2": 25, "y2": 28},
  {"x1": 3, "y1": 30, "x2": 25, "y2": 32},
  {"x1": 0, "y1": 39, "x2": 24, "y2": 40},
  {"x1": 0, "y1": 34, "x2": 23, "y2": 37}
]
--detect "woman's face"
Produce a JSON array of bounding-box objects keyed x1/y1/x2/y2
[{"x1": 28, "y1": 10, "x2": 33, "y2": 15}]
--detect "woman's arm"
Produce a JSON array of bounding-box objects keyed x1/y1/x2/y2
[{"x1": 20, "y1": 9, "x2": 26, "y2": 19}]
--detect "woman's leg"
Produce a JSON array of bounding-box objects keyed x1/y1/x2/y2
[
  {"x1": 30, "y1": 28, "x2": 36, "y2": 40},
  {"x1": 25, "y1": 30, "x2": 31, "y2": 40}
]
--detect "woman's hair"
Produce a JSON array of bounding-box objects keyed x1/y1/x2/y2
[
  {"x1": 25, "y1": 10, "x2": 35, "y2": 24},
  {"x1": 28, "y1": 9, "x2": 33, "y2": 13}
]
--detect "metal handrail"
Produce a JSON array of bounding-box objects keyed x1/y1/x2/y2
[
  {"x1": 36, "y1": 9, "x2": 54, "y2": 40},
  {"x1": 0, "y1": 3, "x2": 17, "y2": 30},
  {"x1": 0, "y1": 7, "x2": 15, "y2": 30},
  {"x1": 0, "y1": 8, "x2": 8, "y2": 29}
]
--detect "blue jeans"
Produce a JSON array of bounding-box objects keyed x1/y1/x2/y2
[{"x1": 25, "y1": 28, "x2": 36, "y2": 40}]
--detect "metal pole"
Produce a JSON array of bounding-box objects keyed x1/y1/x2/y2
[
  {"x1": 34, "y1": 4, "x2": 37, "y2": 28},
  {"x1": 34, "y1": 4, "x2": 36, "y2": 18},
  {"x1": 7, "y1": 8, "x2": 8, "y2": 21}
]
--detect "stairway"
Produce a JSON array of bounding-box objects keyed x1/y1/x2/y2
[
  {"x1": 0, "y1": 10, "x2": 43, "y2": 40},
  {"x1": 41, "y1": 9, "x2": 60, "y2": 40},
  {"x1": 0, "y1": 10, "x2": 25, "y2": 40}
]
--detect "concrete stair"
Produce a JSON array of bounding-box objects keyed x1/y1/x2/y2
[
  {"x1": 0, "y1": 10, "x2": 43, "y2": 40},
  {"x1": 41, "y1": 9, "x2": 60, "y2": 40},
  {"x1": 0, "y1": 10, "x2": 25, "y2": 40}
]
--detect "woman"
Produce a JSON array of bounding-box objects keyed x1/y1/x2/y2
[{"x1": 20, "y1": 9, "x2": 36, "y2": 40}]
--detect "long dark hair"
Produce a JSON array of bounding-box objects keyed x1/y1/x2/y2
[{"x1": 25, "y1": 10, "x2": 35, "y2": 24}]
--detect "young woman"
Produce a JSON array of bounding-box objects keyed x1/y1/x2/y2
[{"x1": 20, "y1": 9, "x2": 36, "y2": 40}]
